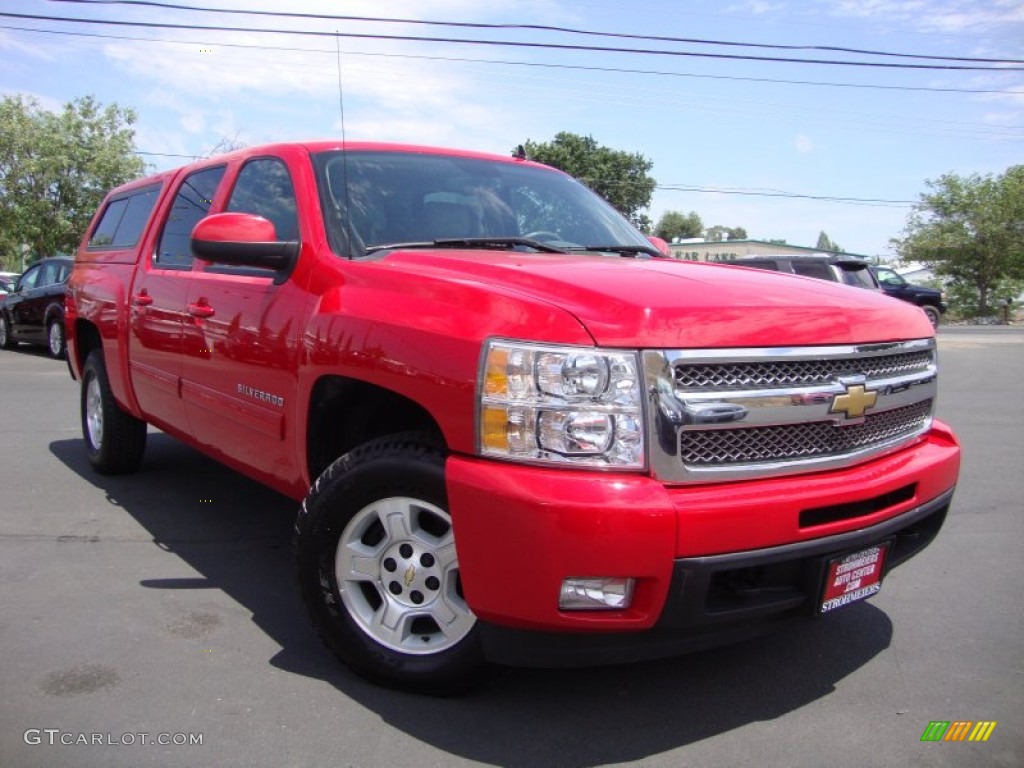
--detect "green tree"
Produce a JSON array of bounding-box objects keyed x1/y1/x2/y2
[
  {"x1": 815, "y1": 231, "x2": 843, "y2": 253},
  {"x1": 893, "y1": 166, "x2": 1024, "y2": 316},
  {"x1": 520, "y1": 132, "x2": 656, "y2": 230},
  {"x1": 0, "y1": 95, "x2": 145, "y2": 270},
  {"x1": 705, "y1": 225, "x2": 748, "y2": 242},
  {"x1": 654, "y1": 210, "x2": 703, "y2": 241}
]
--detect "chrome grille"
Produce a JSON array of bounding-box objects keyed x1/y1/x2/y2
[
  {"x1": 680, "y1": 400, "x2": 932, "y2": 466},
  {"x1": 674, "y1": 349, "x2": 934, "y2": 390},
  {"x1": 645, "y1": 339, "x2": 938, "y2": 483}
]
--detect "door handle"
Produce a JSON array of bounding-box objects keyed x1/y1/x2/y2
[
  {"x1": 132, "y1": 293, "x2": 154, "y2": 307},
  {"x1": 187, "y1": 302, "x2": 216, "y2": 319}
]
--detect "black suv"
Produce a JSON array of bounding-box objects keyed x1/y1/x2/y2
[
  {"x1": 869, "y1": 266, "x2": 947, "y2": 328},
  {"x1": 0, "y1": 255, "x2": 73, "y2": 358},
  {"x1": 725, "y1": 254, "x2": 880, "y2": 290}
]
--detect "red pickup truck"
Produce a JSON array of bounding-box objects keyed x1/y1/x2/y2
[{"x1": 65, "y1": 142, "x2": 960, "y2": 693}]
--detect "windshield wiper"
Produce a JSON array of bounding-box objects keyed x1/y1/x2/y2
[
  {"x1": 365, "y1": 237, "x2": 568, "y2": 255},
  {"x1": 569, "y1": 244, "x2": 663, "y2": 258}
]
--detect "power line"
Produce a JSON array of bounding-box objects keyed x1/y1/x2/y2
[
  {"x1": 7, "y1": 24, "x2": 1018, "y2": 144},
  {"x1": 51, "y1": 0, "x2": 1024, "y2": 66},
  {"x1": 131, "y1": 149, "x2": 917, "y2": 208},
  {"x1": 5, "y1": 23, "x2": 1020, "y2": 95},
  {"x1": 3, "y1": 11, "x2": 1023, "y2": 70},
  {"x1": 656, "y1": 184, "x2": 916, "y2": 207}
]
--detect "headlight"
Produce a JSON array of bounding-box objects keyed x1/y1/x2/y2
[{"x1": 478, "y1": 340, "x2": 645, "y2": 469}]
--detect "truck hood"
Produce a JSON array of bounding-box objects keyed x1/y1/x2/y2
[{"x1": 380, "y1": 250, "x2": 934, "y2": 347}]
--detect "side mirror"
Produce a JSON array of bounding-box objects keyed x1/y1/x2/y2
[
  {"x1": 647, "y1": 235, "x2": 671, "y2": 257},
  {"x1": 191, "y1": 213, "x2": 299, "y2": 271}
]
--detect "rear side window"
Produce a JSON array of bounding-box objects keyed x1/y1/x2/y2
[
  {"x1": 739, "y1": 260, "x2": 779, "y2": 271},
  {"x1": 792, "y1": 261, "x2": 834, "y2": 281},
  {"x1": 88, "y1": 185, "x2": 161, "y2": 249},
  {"x1": 841, "y1": 266, "x2": 876, "y2": 289},
  {"x1": 156, "y1": 166, "x2": 226, "y2": 269}
]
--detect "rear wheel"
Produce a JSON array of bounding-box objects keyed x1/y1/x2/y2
[
  {"x1": 294, "y1": 433, "x2": 483, "y2": 694},
  {"x1": 922, "y1": 305, "x2": 941, "y2": 329},
  {"x1": 81, "y1": 350, "x2": 147, "y2": 474},
  {"x1": 0, "y1": 314, "x2": 14, "y2": 350},
  {"x1": 47, "y1": 318, "x2": 66, "y2": 359}
]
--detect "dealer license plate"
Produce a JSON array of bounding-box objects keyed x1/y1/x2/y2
[{"x1": 819, "y1": 542, "x2": 890, "y2": 614}]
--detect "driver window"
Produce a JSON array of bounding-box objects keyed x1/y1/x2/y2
[
  {"x1": 38, "y1": 261, "x2": 58, "y2": 286},
  {"x1": 203, "y1": 157, "x2": 299, "y2": 278},
  {"x1": 226, "y1": 158, "x2": 298, "y2": 241}
]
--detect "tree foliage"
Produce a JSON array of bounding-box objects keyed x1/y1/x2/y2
[
  {"x1": 893, "y1": 166, "x2": 1024, "y2": 316},
  {"x1": 815, "y1": 230, "x2": 843, "y2": 253},
  {"x1": 200, "y1": 133, "x2": 247, "y2": 158},
  {"x1": 654, "y1": 210, "x2": 703, "y2": 241},
  {"x1": 705, "y1": 225, "x2": 748, "y2": 242},
  {"x1": 520, "y1": 132, "x2": 656, "y2": 230},
  {"x1": 0, "y1": 95, "x2": 145, "y2": 269}
]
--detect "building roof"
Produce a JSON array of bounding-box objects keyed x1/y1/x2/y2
[{"x1": 669, "y1": 238, "x2": 872, "y2": 260}]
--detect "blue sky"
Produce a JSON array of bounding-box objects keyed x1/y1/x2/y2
[{"x1": 2, "y1": 0, "x2": 1022, "y2": 257}]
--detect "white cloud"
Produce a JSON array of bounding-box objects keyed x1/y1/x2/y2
[
  {"x1": 179, "y1": 112, "x2": 205, "y2": 134},
  {"x1": 795, "y1": 133, "x2": 815, "y2": 153},
  {"x1": 85, "y1": 0, "x2": 555, "y2": 156},
  {"x1": 832, "y1": 0, "x2": 1024, "y2": 32}
]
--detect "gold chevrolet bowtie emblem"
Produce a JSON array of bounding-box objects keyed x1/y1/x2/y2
[
  {"x1": 830, "y1": 384, "x2": 878, "y2": 420},
  {"x1": 404, "y1": 565, "x2": 416, "y2": 587}
]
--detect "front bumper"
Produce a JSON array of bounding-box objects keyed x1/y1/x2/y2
[
  {"x1": 481, "y1": 488, "x2": 950, "y2": 667},
  {"x1": 446, "y1": 421, "x2": 959, "y2": 665}
]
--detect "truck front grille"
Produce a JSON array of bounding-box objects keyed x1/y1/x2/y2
[
  {"x1": 680, "y1": 399, "x2": 933, "y2": 466},
  {"x1": 644, "y1": 340, "x2": 938, "y2": 483},
  {"x1": 674, "y1": 349, "x2": 934, "y2": 390}
]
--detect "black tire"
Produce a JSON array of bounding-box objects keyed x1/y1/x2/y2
[
  {"x1": 47, "y1": 318, "x2": 66, "y2": 359},
  {"x1": 294, "y1": 432, "x2": 484, "y2": 694},
  {"x1": 0, "y1": 314, "x2": 15, "y2": 350},
  {"x1": 81, "y1": 349, "x2": 147, "y2": 474},
  {"x1": 922, "y1": 305, "x2": 941, "y2": 329}
]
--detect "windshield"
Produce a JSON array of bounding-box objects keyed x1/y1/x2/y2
[
  {"x1": 312, "y1": 150, "x2": 652, "y2": 258},
  {"x1": 874, "y1": 267, "x2": 905, "y2": 287}
]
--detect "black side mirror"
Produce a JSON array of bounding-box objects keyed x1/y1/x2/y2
[{"x1": 191, "y1": 213, "x2": 299, "y2": 272}]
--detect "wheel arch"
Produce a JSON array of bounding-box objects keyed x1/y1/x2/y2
[
  {"x1": 72, "y1": 319, "x2": 103, "y2": 380},
  {"x1": 43, "y1": 300, "x2": 65, "y2": 328},
  {"x1": 306, "y1": 375, "x2": 446, "y2": 482}
]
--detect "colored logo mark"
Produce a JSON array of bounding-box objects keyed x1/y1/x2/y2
[{"x1": 921, "y1": 721, "x2": 997, "y2": 742}]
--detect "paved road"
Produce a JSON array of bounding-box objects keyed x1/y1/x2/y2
[{"x1": 1, "y1": 327, "x2": 1021, "y2": 768}]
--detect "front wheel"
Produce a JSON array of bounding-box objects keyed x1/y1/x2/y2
[
  {"x1": 294, "y1": 433, "x2": 484, "y2": 694},
  {"x1": 81, "y1": 350, "x2": 147, "y2": 474},
  {"x1": 922, "y1": 305, "x2": 941, "y2": 329}
]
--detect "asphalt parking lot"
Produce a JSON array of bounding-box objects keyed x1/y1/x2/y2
[{"x1": 1, "y1": 326, "x2": 1022, "y2": 768}]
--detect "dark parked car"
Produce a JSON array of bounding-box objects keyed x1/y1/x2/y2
[
  {"x1": 725, "y1": 254, "x2": 880, "y2": 291},
  {"x1": 0, "y1": 256, "x2": 72, "y2": 358},
  {"x1": 869, "y1": 266, "x2": 947, "y2": 328}
]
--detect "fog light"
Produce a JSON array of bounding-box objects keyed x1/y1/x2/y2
[{"x1": 559, "y1": 577, "x2": 635, "y2": 611}]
